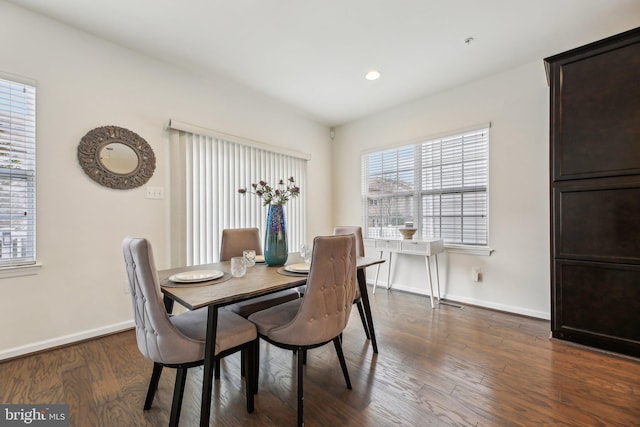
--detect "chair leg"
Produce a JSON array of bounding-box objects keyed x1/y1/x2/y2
[
  {"x1": 245, "y1": 343, "x2": 255, "y2": 413},
  {"x1": 253, "y1": 339, "x2": 260, "y2": 394},
  {"x1": 355, "y1": 300, "x2": 371, "y2": 339},
  {"x1": 333, "y1": 337, "x2": 352, "y2": 389},
  {"x1": 169, "y1": 367, "x2": 188, "y2": 427},
  {"x1": 297, "y1": 347, "x2": 304, "y2": 427},
  {"x1": 215, "y1": 359, "x2": 221, "y2": 379},
  {"x1": 144, "y1": 363, "x2": 163, "y2": 410}
]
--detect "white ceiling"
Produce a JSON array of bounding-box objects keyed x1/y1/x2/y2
[{"x1": 7, "y1": 0, "x2": 640, "y2": 127}]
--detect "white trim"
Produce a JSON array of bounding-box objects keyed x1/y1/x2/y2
[
  {"x1": 445, "y1": 245, "x2": 494, "y2": 256},
  {"x1": 0, "y1": 70, "x2": 38, "y2": 87},
  {"x1": 0, "y1": 320, "x2": 135, "y2": 361},
  {"x1": 0, "y1": 263, "x2": 42, "y2": 279},
  {"x1": 167, "y1": 119, "x2": 311, "y2": 161},
  {"x1": 443, "y1": 292, "x2": 550, "y2": 320},
  {"x1": 361, "y1": 122, "x2": 491, "y2": 155},
  {"x1": 367, "y1": 281, "x2": 549, "y2": 320}
]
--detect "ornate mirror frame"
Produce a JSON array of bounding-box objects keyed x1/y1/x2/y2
[{"x1": 77, "y1": 126, "x2": 156, "y2": 190}]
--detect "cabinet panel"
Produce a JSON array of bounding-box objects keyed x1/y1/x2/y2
[
  {"x1": 374, "y1": 239, "x2": 400, "y2": 251},
  {"x1": 548, "y1": 29, "x2": 640, "y2": 181},
  {"x1": 555, "y1": 182, "x2": 640, "y2": 263},
  {"x1": 400, "y1": 240, "x2": 444, "y2": 256},
  {"x1": 553, "y1": 260, "x2": 640, "y2": 356}
]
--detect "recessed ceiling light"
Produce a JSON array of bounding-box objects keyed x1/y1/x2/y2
[{"x1": 365, "y1": 70, "x2": 381, "y2": 81}]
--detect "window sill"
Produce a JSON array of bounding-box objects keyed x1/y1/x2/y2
[
  {"x1": 0, "y1": 263, "x2": 43, "y2": 279},
  {"x1": 445, "y1": 244, "x2": 493, "y2": 256}
]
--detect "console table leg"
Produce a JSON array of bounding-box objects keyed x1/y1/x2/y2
[
  {"x1": 386, "y1": 252, "x2": 393, "y2": 290},
  {"x1": 434, "y1": 254, "x2": 441, "y2": 301},
  {"x1": 373, "y1": 251, "x2": 383, "y2": 295},
  {"x1": 426, "y1": 255, "x2": 435, "y2": 309}
]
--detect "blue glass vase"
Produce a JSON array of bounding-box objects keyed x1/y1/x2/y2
[{"x1": 264, "y1": 204, "x2": 288, "y2": 266}]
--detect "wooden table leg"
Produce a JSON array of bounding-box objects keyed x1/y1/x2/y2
[
  {"x1": 200, "y1": 305, "x2": 218, "y2": 426},
  {"x1": 357, "y1": 268, "x2": 378, "y2": 353}
]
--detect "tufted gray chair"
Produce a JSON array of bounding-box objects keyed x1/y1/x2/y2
[
  {"x1": 248, "y1": 234, "x2": 357, "y2": 427},
  {"x1": 221, "y1": 228, "x2": 300, "y2": 318},
  {"x1": 122, "y1": 237, "x2": 257, "y2": 427},
  {"x1": 218, "y1": 228, "x2": 301, "y2": 379},
  {"x1": 333, "y1": 226, "x2": 372, "y2": 340}
]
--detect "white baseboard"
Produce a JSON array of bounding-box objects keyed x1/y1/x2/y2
[
  {"x1": 0, "y1": 320, "x2": 135, "y2": 361},
  {"x1": 368, "y1": 281, "x2": 550, "y2": 320}
]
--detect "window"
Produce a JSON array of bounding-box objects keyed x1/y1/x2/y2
[
  {"x1": 0, "y1": 76, "x2": 36, "y2": 267},
  {"x1": 168, "y1": 120, "x2": 308, "y2": 266},
  {"x1": 362, "y1": 126, "x2": 489, "y2": 246}
]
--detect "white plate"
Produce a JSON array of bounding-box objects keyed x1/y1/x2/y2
[
  {"x1": 255, "y1": 255, "x2": 265, "y2": 263},
  {"x1": 169, "y1": 270, "x2": 224, "y2": 283},
  {"x1": 285, "y1": 263, "x2": 310, "y2": 273}
]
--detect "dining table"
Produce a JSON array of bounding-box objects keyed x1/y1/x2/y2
[{"x1": 158, "y1": 253, "x2": 384, "y2": 427}]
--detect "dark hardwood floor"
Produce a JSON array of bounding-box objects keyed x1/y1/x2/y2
[{"x1": 1, "y1": 288, "x2": 639, "y2": 426}]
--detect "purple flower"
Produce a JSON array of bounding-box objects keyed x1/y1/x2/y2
[{"x1": 238, "y1": 176, "x2": 301, "y2": 206}]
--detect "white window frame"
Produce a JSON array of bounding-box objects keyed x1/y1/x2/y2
[
  {"x1": 362, "y1": 125, "x2": 491, "y2": 253},
  {"x1": 0, "y1": 73, "x2": 39, "y2": 277}
]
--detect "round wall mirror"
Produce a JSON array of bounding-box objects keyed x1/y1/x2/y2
[
  {"x1": 77, "y1": 126, "x2": 156, "y2": 189},
  {"x1": 99, "y1": 142, "x2": 139, "y2": 174}
]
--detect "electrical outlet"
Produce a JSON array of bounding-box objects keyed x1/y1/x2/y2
[
  {"x1": 471, "y1": 267, "x2": 481, "y2": 282},
  {"x1": 145, "y1": 186, "x2": 164, "y2": 199}
]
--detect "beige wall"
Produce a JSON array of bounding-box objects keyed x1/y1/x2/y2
[
  {"x1": 332, "y1": 61, "x2": 551, "y2": 318},
  {"x1": 0, "y1": 2, "x2": 332, "y2": 358}
]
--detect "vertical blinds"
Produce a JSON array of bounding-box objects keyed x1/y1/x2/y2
[
  {"x1": 169, "y1": 129, "x2": 307, "y2": 266},
  {"x1": 362, "y1": 126, "x2": 489, "y2": 245},
  {"x1": 0, "y1": 77, "x2": 36, "y2": 267}
]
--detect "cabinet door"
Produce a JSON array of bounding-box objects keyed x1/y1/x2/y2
[
  {"x1": 553, "y1": 260, "x2": 640, "y2": 357},
  {"x1": 547, "y1": 30, "x2": 640, "y2": 181},
  {"x1": 547, "y1": 27, "x2": 640, "y2": 358}
]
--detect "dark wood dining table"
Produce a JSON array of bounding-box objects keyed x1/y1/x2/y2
[{"x1": 158, "y1": 254, "x2": 384, "y2": 426}]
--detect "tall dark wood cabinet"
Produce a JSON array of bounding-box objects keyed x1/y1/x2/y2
[{"x1": 545, "y1": 27, "x2": 640, "y2": 358}]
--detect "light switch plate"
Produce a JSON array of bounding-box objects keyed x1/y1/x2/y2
[{"x1": 146, "y1": 186, "x2": 164, "y2": 199}]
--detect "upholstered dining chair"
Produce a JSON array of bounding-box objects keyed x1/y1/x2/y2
[
  {"x1": 221, "y1": 228, "x2": 300, "y2": 318},
  {"x1": 248, "y1": 234, "x2": 357, "y2": 427},
  {"x1": 333, "y1": 226, "x2": 372, "y2": 340},
  {"x1": 219, "y1": 228, "x2": 301, "y2": 379},
  {"x1": 122, "y1": 237, "x2": 257, "y2": 427}
]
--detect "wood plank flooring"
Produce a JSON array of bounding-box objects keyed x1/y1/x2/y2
[{"x1": 1, "y1": 288, "x2": 639, "y2": 426}]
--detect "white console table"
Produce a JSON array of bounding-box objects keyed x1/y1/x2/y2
[{"x1": 364, "y1": 238, "x2": 444, "y2": 309}]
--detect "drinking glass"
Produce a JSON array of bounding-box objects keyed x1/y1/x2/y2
[
  {"x1": 243, "y1": 249, "x2": 256, "y2": 267},
  {"x1": 300, "y1": 243, "x2": 312, "y2": 264},
  {"x1": 230, "y1": 256, "x2": 246, "y2": 277}
]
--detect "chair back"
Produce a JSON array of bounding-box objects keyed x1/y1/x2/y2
[
  {"x1": 122, "y1": 237, "x2": 204, "y2": 364},
  {"x1": 220, "y1": 228, "x2": 263, "y2": 261},
  {"x1": 333, "y1": 226, "x2": 365, "y2": 257},
  {"x1": 268, "y1": 235, "x2": 356, "y2": 346}
]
